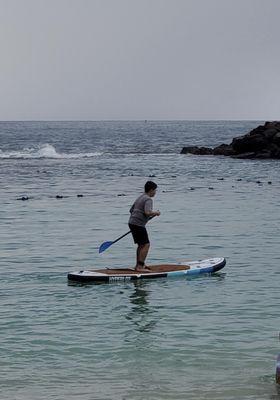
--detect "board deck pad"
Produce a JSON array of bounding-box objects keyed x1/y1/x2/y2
[
  {"x1": 68, "y1": 257, "x2": 226, "y2": 283},
  {"x1": 93, "y1": 264, "x2": 190, "y2": 275}
]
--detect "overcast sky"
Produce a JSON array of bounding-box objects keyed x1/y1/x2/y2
[{"x1": 0, "y1": 0, "x2": 279, "y2": 120}]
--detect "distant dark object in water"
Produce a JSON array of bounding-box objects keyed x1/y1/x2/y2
[
  {"x1": 77, "y1": 194, "x2": 84, "y2": 197},
  {"x1": 149, "y1": 174, "x2": 156, "y2": 178},
  {"x1": 18, "y1": 196, "x2": 29, "y2": 201},
  {"x1": 236, "y1": 178, "x2": 242, "y2": 181},
  {"x1": 256, "y1": 181, "x2": 262, "y2": 184},
  {"x1": 117, "y1": 193, "x2": 126, "y2": 197},
  {"x1": 217, "y1": 178, "x2": 224, "y2": 180},
  {"x1": 181, "y1": 121, "x2": 280, "y2": 159},
  {"x1": 276, "y1": 353, "x2": 280, "y2": 384},
  {"x1": 268, "y1": 181, "x2": 272, "y2": 185},
  {"x1": 208, "y1": 187, "x2": 214, "y2": 190},
  {"x1": 56, "y1": 195, "x2": 63, "y2": 199}
]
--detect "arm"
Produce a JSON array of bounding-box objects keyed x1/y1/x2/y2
[
  {"x1": 144, "y1": 199, "x2": 160, "y2": 217},
  {"x1": 145, "y1": 210, "x2": 161, "y2": 217}
]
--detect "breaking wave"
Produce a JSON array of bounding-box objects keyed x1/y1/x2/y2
[{"x1": 0, "y1": 144, "x2": 102, "y2": 159}]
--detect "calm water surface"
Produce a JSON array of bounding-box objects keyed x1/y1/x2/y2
[{"x1": 0, "y1": 121, "x2": 279, "y2": 399}]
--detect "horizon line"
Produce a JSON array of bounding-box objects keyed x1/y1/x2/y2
[{"x1": 0, "y1": 118, "x2": 268, "y2": 123}]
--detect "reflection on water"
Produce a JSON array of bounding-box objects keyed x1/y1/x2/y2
[
  {"x1": 130, "y1": 281, "x2": 150, "y2": 309},
  {"x1": 270, "y1": 383, "x2": 280, "y2": 399},
  {"x1": 125, "y1": 281, "x2": 157, "y2": 333}
]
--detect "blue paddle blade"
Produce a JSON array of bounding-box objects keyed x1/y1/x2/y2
[{"x1": 99, "y1": 241, "x2": 114, "y2": 253}]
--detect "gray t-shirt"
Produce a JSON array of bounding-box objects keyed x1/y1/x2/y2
[{"x1": 129, "y1": 193, "x2": 153, "y2": 226}]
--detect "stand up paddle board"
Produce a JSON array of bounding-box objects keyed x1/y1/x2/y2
[{"x1": 68, "y1": 257, "x2": 226, "y2": 283}]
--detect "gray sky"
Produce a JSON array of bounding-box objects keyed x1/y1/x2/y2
[{"x1": 1, "y1": 0, "x2": 280, "y2": 120}]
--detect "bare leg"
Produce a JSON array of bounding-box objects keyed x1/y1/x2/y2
[
  {"x1": 139, "y1": 243, "x2": 150, "y2": 265},
  {"x1": 135, "y1": 243, "x2": 150, "y2": 271},
  {"x1": 136, "y1": 246, "x2": 141, "y2": 267}
]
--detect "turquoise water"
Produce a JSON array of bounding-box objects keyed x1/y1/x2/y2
[{"x1": 0, "y1": 121, "x2": 279, "y2": 399}]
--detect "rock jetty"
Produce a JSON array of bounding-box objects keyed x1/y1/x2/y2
[{"x1": 181, "y1": 121, "x2": 280, "y2": 159}]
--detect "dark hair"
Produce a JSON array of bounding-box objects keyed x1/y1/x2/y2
[{"x1": 144, "y1": 181, "x2": 157, "y2": 193}]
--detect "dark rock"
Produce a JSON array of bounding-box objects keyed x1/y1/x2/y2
[
  {"x1": 180, "y1": 146, "x2": 213, "y2": 155},
  {"x1": 254, "y1": 150, "x2": 272, "y2": 159},
  {"x1": 213, "y1": 143, "x2": 235, "y2": 156},
  {"x1": 232, "y1": 133, "x2": 269, "y2": 153},
  {"x1": 232, "y1": 152, "x2": 256, "y2": 159},
  {"x1": 263, "y1": 128, "x2": 279, "y2": 139},
  {"x1": 180, "y1": 121, "x2": 280, "y2": 159},
  {"x1": 272, "y1": 132, "x2": 280, "y2": 146}
]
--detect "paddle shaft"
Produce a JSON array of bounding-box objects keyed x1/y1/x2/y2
[
  {"x1": 99, "y1": 215, "x2": 156, "y2": 253},
  {"x1": 113, "y1": 215, "x2": 155, "y2": 244},
  {"x1": 112, "y1": 230, "x2": 131, "y2": 244}
]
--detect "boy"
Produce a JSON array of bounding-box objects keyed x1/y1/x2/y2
[{"x1": 129, "y1": 181, "x2": 160, "y2": 272}]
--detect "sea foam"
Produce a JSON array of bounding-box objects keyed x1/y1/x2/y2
[{"x1": 0, "y1": 144, "x2": 102, "y2": 159}]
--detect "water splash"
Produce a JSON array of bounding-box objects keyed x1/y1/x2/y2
[{"x1": 0, "y1": 144, "x2": 102, "y2": 159}]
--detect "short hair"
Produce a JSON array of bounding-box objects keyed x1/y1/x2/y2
[{"x1": 144, "y1": 181, "x2": 157, "y2": 193}]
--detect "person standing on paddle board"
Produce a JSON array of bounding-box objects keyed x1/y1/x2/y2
[{"x1": 129, "y1": 181, "x2": 160, "y2": 272}]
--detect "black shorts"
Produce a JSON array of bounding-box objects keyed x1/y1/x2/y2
[{"x1": 129, "y1": 224, "x2": 150, "y2": 245}]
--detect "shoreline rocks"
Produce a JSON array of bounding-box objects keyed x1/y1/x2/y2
[{"x1": 181, "y1": 121, "x2": 280, "y2": 159}]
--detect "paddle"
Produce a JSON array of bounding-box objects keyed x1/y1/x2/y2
[
  {"x1": 98, "y1": 215, "x2": 156, "y2": 254},
  {"x1": 99, "y1": 230, "x2": 131, "y2": 253}
]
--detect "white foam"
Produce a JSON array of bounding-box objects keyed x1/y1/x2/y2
[{"x1": 0, "y1": 144, "x2": 102, "y2": 159}]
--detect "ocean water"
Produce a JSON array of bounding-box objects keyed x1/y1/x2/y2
[{"x1": 0, "y1": 120, "x2": 279, "y2": 400}]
